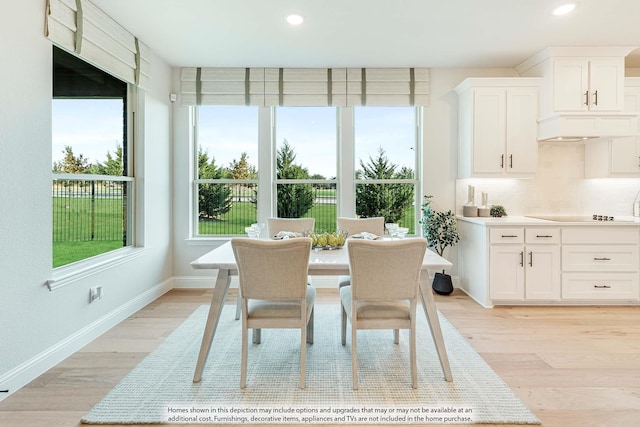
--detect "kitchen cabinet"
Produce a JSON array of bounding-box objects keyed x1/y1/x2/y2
[
  {"x1": 585, "y1": 81, "x2": 640, "y2": 177},
  {"x1": 455, "y1": 78, "x2": 540, "y2": 178},
  {"x1": 561, "y1": 227, "x2": 639, "y2": 301},
  {"x1": 552, "y1": 58, "x2": 625, "y2": 112},
  {"x1": 489, "y1": 228, "x2": 560, "y2": 302}
]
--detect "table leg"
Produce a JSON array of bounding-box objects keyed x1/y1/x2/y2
[
  {"x1": 419, "y1": 275, "x2": 453, "y2": 382},
  {"x1": 193, "y1": 268, "x2": 231, "y2": 383}
]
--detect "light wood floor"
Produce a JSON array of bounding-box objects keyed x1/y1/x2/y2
[{"x1": 1, "y1": 288, "x2": 639, "y2": 427}]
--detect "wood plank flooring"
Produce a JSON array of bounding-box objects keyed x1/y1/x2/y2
[{"x1": 1, "y1": 288, "x2": 639, "y2": 427}]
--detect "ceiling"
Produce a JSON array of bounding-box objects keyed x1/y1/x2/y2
[{"x1": 92, "y1": 0, "x2": 640, "y2": 69}]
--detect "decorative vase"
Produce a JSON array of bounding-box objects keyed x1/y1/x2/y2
[
  {"x1": 463, "y1": 185, "x2": 477, "y2": 217},
  {"x1": 432, "y1": 270, "x2": 454, "y2": 295}
]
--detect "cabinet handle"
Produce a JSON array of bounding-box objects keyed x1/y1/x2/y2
[
  {"x1": 509, "y1": 154, "x2": 513, "y2": 169},
  {"x1": 593, "y1": 90, "x2": 598, "y2": 106},
  {"x1": 528, "y1": 251, "x2": 533, "y2": 267},
  {"x1": 501, "y1": 235, "x2": 518, "y2": 238},
  {"x1": 500, "y1": 154, "x2": 504, "y2": 169},
  {"x1": 536, "y1": 235, "x2": 553, "y2": 238},
  {"x1": 584, "y1": 90, "x2": 589, "y2": 106},
  {"x1": 594, "y1": 285, "x2": 611, "y2": 289},
  {"x1": 519, "y1": 251, "x2": 524, "y2": 267},
  {"x1": 593, "y1": 257, "x2": 611, "y2": 261}
]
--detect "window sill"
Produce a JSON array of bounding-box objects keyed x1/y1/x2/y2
[
  {"x1": 46, "y1": 247, "x2": 148, "y2": 291},
  {"x1": 185, "y1": 237, "x2": 232, "y2": 246}
]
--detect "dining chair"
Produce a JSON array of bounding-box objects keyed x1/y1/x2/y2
[
  {"x1": 231, "y1": 237, "x2": 315, "y2": 389},
  {"x1": 340, "y1": 238, "x2": 427, "y2": 389},
  {"x1": 335, "y1": 217, "x2": 403, "y2": 342},
  {"x1": 235, "y1": 216, "x2": 316, "y2": 338},
  {"x1": 267, "y1": 217, "x2": 316, "y2": 237}
]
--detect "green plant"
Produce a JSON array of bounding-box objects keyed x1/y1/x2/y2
[
  {"x1": 490, "y1": 205, "x2": 507, "y2": 217},
  {"x1": 419, "y1": 195, "x2": 460, "y2": 256}
]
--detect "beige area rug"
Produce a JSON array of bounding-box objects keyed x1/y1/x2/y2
[{"x1": 81, "y1": 304, "x2": 540, "y2": 425}]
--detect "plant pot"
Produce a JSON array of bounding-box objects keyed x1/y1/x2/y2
[{"x1": 432, "y1": 271, "x2": 454, "y2": 295}]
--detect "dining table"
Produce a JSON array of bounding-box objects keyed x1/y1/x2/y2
[{"x1": 190, "y1": 237, "x2": 454, "y2": 383}]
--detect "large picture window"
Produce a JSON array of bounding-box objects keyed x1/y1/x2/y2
[{"x1": 52, "y1": 46, "x2": 133, "y2": 268}]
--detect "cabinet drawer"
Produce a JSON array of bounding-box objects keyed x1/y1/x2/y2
[
  {"x1": 490, "y1": 228, "x2": 524, "y2": 244},
  {"x1": 562, "y1": 227, "x2": 639, "y2": 244},
  {"x1": 562, "y1": 245, "x2": 639, "y2": 272},
  {"x1": 525, "y1": 228, "x2": 560, "y2": 244},
  {"x1": 562, "y1": 273, "x2": 639, "y2": 300}
]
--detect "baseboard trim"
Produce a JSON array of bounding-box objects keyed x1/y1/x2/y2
[{"x1": 0, "y1": 278, "x2": 173, "y2": 401}]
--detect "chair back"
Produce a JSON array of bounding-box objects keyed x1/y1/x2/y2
[
  {"x1": 348, "y1": 238, "x2": 427, "y2": 301},
  {"x1": 337, "y1": 217, "x2": 384, "y2": 236},
  {"x1": 231, "y1": 237, "x2": 311, "y2": 300},
  {"x1": 267, "y1": 217, "x2": 315, "y2": 236}
]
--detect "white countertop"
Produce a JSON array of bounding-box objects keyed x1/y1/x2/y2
[{"x1": 456, "y1": 215, "x2": 640, "y2": 226}]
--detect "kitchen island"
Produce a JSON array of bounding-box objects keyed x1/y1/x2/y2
[{"x1": 457, "y1": 215, "x2": 640, "y2": 307}]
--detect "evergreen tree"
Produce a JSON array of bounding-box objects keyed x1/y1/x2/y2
[
  {"x1": 228, "y1": 152, "x2": 257, "y2": 202},
  {"x1": 355, "y1": 148, "x2": 414, "y2": 223},
  {"x1": 198, "y1": 148, "x2": 232, "y2": 220},
  {"x1": 93, "y1": 144, "x2": 124, "y2": 175},
  {"x1": 53, "y1": 145, "x2": 91, "y2": 174},
  {"x1": 276, "y1": 140, "x2": 314, "y2": 218}
]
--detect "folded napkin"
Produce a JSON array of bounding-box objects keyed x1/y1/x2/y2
[
  {"x1": 350, "y1": 232, "x2": 380, "y2": 240},
  {"x1": 272, "y1": 231, "x2": 303, "y2": 240}
]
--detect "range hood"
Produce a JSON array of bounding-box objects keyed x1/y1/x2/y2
[{"x1": 538, "y1": 112, "x2": 639, "y2": 143}]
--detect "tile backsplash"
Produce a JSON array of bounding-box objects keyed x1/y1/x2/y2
[{"x1": 456, "y1": 143, "x2": 640, "y2": 217}]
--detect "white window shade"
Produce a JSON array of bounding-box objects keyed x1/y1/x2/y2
[
  {"x1": 181, "y1": 67, "x2": 429, "y2": 107},
  {"x1": 45, "y1": 0, "x2": 150, "y2": 89}
]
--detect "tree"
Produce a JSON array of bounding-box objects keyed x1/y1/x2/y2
[
  {"x1": 93, "y1": 144, "x2": 124, "y2": 176},
  {"x1": 228, "y1": 152, "x2": 257, "y2": 202},
  {"x1": 198, "y1": 148, "x2": 232, "y2": 220},
  {"x1": 355, "y1": 148, "x2": 414, "y2": 223},
  {"x1": 53, "y1": 145, "x2": 91, "y2": 174},
  {"x1": 276, "y1": 140, "x2": 314, "y2": 218}
]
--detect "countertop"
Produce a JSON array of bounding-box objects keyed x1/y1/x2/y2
[{"x1": 456, "y1": 215, "x2": 640, "y2": 226}]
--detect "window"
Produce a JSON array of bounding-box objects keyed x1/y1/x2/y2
[
  {"x1": 191, "y1": 106, "x2": 420, "y2": 237},
  {"x1": 354, "y1": 107, "x2": 419, "y2": 233},
  {"x1": 52, "y1": 46, "x2": 133, "y2": 268},
  {"x1": 275, "y1": 107, "x2": 337, "y2": 232},
  {"x1": 195, "y1": 106, "x2": 259, "y2": 236}
]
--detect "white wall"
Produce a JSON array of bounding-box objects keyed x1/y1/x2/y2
[{"x1": 0, "y1": 0, "x2": 173, "y2": 398}]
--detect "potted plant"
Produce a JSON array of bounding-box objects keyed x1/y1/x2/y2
[{"x1": 419, "y1": 195, "x2": 460, "y2": 295}]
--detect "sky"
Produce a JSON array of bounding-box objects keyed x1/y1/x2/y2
[{"x1": 53, "y1": 102, "x2": 416, "y2": 178}]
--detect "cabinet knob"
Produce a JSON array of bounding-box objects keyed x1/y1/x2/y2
[
  {"x1": 584, "y1": 90, "x2": 589, "y2": 106},
  {"x1": 536, "y1": 235, "x2": 553, "y2": 238},
  {"x1": 593, "y1": 90, "x2": 598, "y2": 106},
  {"x1": 593, "y1": 257, "x2": 611, "y2": 261},
  {"x1": 519, "y1": 251, "x2": 524, "y2": 267},
  {"x1": 594, "y1": 285, "x2": 611, "y2": 289},
  {"x1": 528, "y1": 251, "x2": 533, "y2": 267},
  {"x1": 509, "y1": 154, "x2": 513, "y2": 169},
  {"x1": 500, "y1": 154, "x2": 504, "y2": 169}
]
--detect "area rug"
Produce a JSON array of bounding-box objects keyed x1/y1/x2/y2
[{"x1": 82, "y1": 305, "x2": 540, "y2": 425}]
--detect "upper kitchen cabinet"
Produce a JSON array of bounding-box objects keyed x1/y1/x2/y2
[
  {"x1": 585, "y1": 78, "x2": 640, "y2": 178},
  {"x1": 455, "y1": 78, "x2": 540, "y2": 178},
  {"x1": 517, "y1": 47, "x2": 638, "y2": 142}
]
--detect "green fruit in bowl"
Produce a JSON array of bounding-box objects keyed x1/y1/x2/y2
[
  {"x1": 317, "y1": 234, "x2": 328, "y2": 247},
  {"x1": 337, "y1": 233, "x2": 346, "y2": 246},
  {"x1": 327, "y1": 234, "x2": 338, "y2": 247},
  {"x1": 310, "y1": 234, "x2": 318, "y2": 246}
]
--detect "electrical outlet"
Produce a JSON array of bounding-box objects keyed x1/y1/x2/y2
[{"x1": 89, "y1": 286, "x2": 103, "y2": 303}]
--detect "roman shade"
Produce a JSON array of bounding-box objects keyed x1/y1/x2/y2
[
  {"x1": 45, "y1": 0, "x2": 150, "y2": 89},
  {"x1": 181, "y1": 67, "x2": 430, "y2": 107}
]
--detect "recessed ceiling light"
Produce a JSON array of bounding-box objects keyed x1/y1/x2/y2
[
  {"x1": 286, "y1": 14, "x2": 304, "y2": 25},
  {"x1": 553, "y1": 3, "x2": 577, "y2": 16}
]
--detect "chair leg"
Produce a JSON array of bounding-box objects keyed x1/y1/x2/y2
[
  {"x1": 253, "y1": 328, "x2": 261, "y2": 344},
  {"x1": 341, "y1": 305, "x2": 347, "y2": 346},
  {"x1": 410, "y1": 321, "x2": 417, "y2": 389},
  {"x1": 300, "y1": 322, "x2": 307, "y2": 389},
  {"x1": 306, "y1": 307, "x2": 314, "y2": 344},
  {"x1": 351, "y1": 320, "x2": 358, "y2": 390},
  {"x1": 235, "y1": 288, "x2": 242, "y2": 320},
  {"x1": 393, "y1": 329, "x2": 399, "y2": 344},
  {"x1": 241, "y1": 320, "x2": 248, "y2": 388}
]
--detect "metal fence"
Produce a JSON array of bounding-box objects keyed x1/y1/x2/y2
[{"x1": 52, "y1": 174, "x2": 131, "y2": 243}]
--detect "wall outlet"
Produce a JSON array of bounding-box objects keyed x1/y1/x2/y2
[{"x1": 89, "y1": 286, "x2": 103, "y2": 303}]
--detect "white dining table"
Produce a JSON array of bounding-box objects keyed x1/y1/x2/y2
[{"x1": 190, "y1": 238, "x2": 454, "y2": 383}]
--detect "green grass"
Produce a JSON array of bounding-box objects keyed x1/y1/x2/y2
[{"x1": 53, "y1": 241, "x2": 123, "y2": 268}]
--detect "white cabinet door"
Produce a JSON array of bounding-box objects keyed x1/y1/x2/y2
[
  {"x1": 525, "y1": 245, "x2": 561, "y2": 300},
  {"x1": 472, "y1": 88, "x2": 506, "y2": 174},
  {"x1": 552, "y1": 58, "x2": 624, "y2": 112},
  {"x1": 552, "y1": 59, "x2": 589, "y2": 112},
  {"x1": 589, "y1": 59, "x2": 625, "y2": 111},
  {"x1": 506, "y1": 87, "x2": 538, "y2": 174},
  {"x1": 490, "y1": 245, "x2": 525, "y2": 300},
  {"x1": 610, "y1": 137, "x2": 640, "y2": 174}
]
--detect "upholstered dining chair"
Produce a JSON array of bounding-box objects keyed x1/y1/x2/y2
[
  {"x1": 267, "y1": 217, "x2": 316, "y2": 237},
  {"x1": 340, "y1": 238, "x2": 427, "y2": 389},
  {"x1": 231, "y1": 237, "x2": 315, "y2": 389}
]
